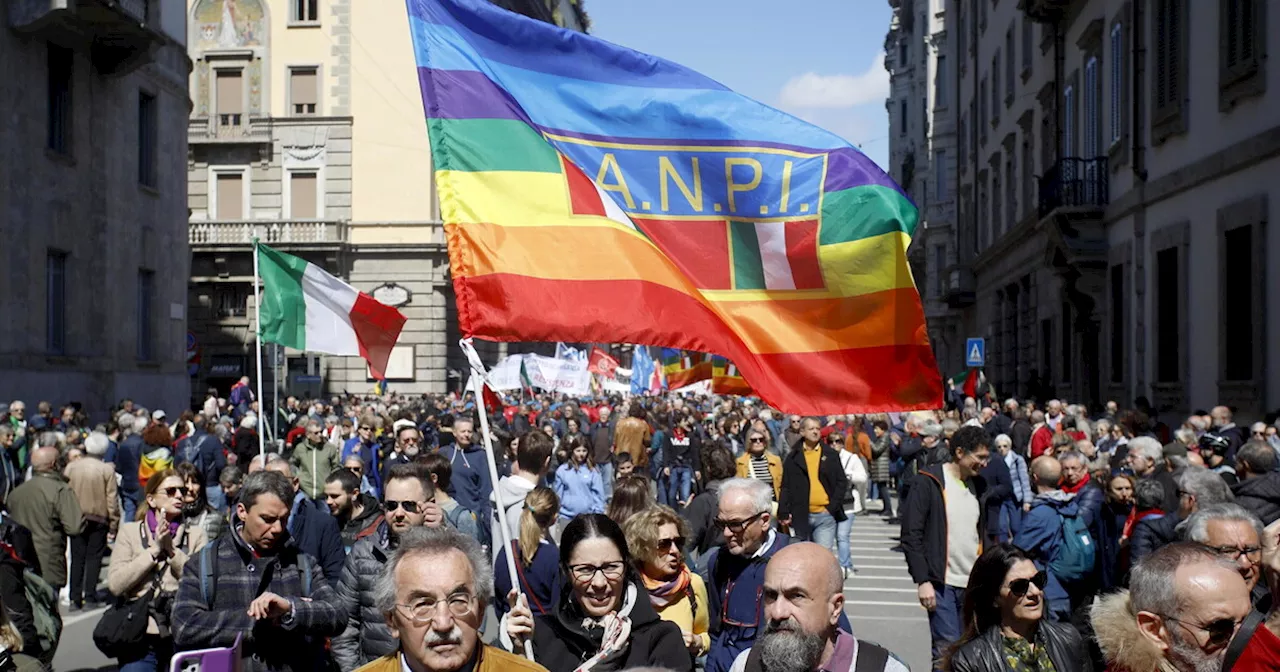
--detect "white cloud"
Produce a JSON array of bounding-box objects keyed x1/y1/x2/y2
[{"x1": 778, "y1": 53, "x2": 889, "y2": 109}]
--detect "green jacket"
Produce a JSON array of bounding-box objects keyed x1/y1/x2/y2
[
  {"x1": 8, "y1": 471, "x2": 84, "y2": 588},
  {"x1": 290, "y1": 440, "x2": 341, "y2": 500}
]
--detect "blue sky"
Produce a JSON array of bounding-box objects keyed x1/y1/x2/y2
[{"x1": 587, "y1": 1, "x2": 893, "y2": 170}]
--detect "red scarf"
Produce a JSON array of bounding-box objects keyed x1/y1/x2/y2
[
  {"x1": 1061, "y1": 472, "x2": 1091, "y2": 495},
  {"x1": 1123, "y1": 507, "x2": 1165, "y2": 540}
]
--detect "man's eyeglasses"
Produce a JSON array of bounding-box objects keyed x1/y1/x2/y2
[
  {"x1": 384, "y1": 499, "x2": 433, "y2": 513},
  {"x1": 1006, "y1": 571, "x2": 1048, "y2": 598},
  {"x1": 657, "y1": 536, "x2": 686, "y2": 552},
  {"x1": 400, "y1": 437, "x2": 422, "y2": 445},
  {"x1": 1204, "y1": 544, "x2": 1262, "y2": 561},
  {"x1": 347, "y1": 466, "x2": 362, "y2": 474},
  {"x1": 748, "y1": 437, "x2": 766, "y2": 444},
  {"x1": 395, "y1": 594, "x2": 475, "y2": 623},
  {"x1": 1160, "y1": 614, "x2": 1245, "y2": 649},
  {"x1": 162, "y1": 486, "x2": 188, "y2": 497},
  {"x1": 714, "y1": 512, "x2": 764, "y2": 534},
  {"x1": 569, "y1": 561, "x2": 626, "y2": 582}
]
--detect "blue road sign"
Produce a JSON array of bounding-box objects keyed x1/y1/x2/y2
[
  {"x1": 295, "y1": 375, "x2": 322, "y2": 384},
  {"x1": 965, "y1": 338, "x2": 986, "y2": 367}
]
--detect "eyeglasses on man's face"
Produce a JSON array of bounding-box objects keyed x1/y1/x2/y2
[
  {"x1": 395, "y1": 593, "x2": 475, "y2": 624},
  {"x1": 715, "y1": 511, "x2": 764, "y2": 534},
  {"x1": 383, "y1": 499, "x2": 433, "y2": 513},
  {"x1": 1203, "y1": 544, "x2": 1262, "y2": 561},
  {"x1": 1160, "y1": 613, "x2": 1245, "y2": 649},
  {"x1": 568, "y1": 561, "x2": 626, "y2": 583}
]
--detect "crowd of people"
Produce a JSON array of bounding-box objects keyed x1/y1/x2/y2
[{"x1": 0, "y1": 382, "x2": 1278, "y2": 672}]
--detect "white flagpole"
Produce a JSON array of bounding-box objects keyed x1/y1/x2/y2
[
  {"x1": 252, "y1": 238, "x2": 267, "y2": 461},
  {"x1": 460, "y1": 338, "x2": 534, "y2": 661}
]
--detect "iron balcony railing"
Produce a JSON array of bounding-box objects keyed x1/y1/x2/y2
[{"x1": 1038, "y1": 157, "x2": 1109, "y2": 218}]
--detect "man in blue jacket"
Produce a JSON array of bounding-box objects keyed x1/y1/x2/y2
[
  {"x1": 440, "y1": 417, "x2": 492, "y2": 549},
  {"x1": 342, "y1": 419, "x2": 382, "y2": 498},
  {"x1": 178, "y1": 420, "x2": 229, "y2": 511},
  {"x1": 115, "y1": 415, "x2": 145, "y2": 523},
  {"x1": 1013, "y1": 456, "x2": 1075, "y2": 622},
  {"x1": 264, "y1": 459, "x2": 345, "y2": 590}
]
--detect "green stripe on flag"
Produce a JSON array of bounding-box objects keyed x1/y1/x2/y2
[
  {"x1": 818, "y1": 185, "x2": 919, "y2": 245},
  {"x1": 428, "y1": 118, "x2": 563, "y2": 173},
  {"x1": 257, "y1": 244, "x2": 309, "y2": 351},
  {"x1": 729, "y1": 221, "x2": 766, "y2": 290}
]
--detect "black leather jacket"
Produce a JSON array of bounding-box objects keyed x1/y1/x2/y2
[{"x1": 950, "y1": 621, "x2": 1093, "y2": 672}]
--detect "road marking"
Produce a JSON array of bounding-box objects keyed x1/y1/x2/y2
[
  {"x1": 845, "y1": 575, "x2": 917, "y2": 581},
  {"x1": 846, "y1": 614, "x2": 928, "y2": 622},
  {"x1": 844, "y1": 587, "x2": 919, "y2": 593},
  {"x1": 849, "y1": 554, "x2": 904, "y2": 560},
  {"x1": 61, "y1": 607, "x2": 107, "y2": 627},
  {"x1": 843, "y1": 599, "x2": 926, "y2": 608},
  {"x1": 846, "y1": 564, "x2": 914, "y2": 571}
]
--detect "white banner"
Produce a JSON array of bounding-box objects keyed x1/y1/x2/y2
[
  {"x1": 602, "y1": 378, "x2": 631, "y2": 393},
  {"x1": 484, "y1": 355, "x2": 526, "y2": 390},
  {"x1": 482, "y1": 353, "x2": 591, "y2": 396}
]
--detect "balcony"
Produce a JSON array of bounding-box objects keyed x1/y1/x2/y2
[
  {"x1": 945, "y1": 265, "x2": 977, "y2": 308},
  {"x1": 189, "y1": 117, "x2": 273, "y2": 146},
  {"x1": 9, "y1": 0, "x2": 163, "y2": 75},
  {"x1": 1038, "y1": 157, "x2": 1109, "y2": 219},
  {"x1": 190, "y1": 220, "x2": 348, "y2": 250},
  {"x1": 1020, "y1": 0, "x2": 1070, "y2": 23}
]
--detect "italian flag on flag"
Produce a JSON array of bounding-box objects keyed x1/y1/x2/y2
[{"x1": 257, "y1": 243, "x2": 407, "y2": 379}]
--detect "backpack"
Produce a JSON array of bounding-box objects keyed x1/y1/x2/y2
[
  {"x1": 21, "y1": 567, "x2": 62, "y2": 657},
  {"x1": 1049, "y1": 508, "x2": 1096, "y2": 582},
  {"x1": 198, "y1": 542, "x2": 312, "y2": 607}
]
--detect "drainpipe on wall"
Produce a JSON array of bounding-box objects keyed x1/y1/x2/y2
[{"x1": 1130, "y1": 0, "x2": 1148, "y2": 403}]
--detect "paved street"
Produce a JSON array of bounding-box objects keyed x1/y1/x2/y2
[{"x1": 838, "y1": 513, "x2": 931, "y2": 671}]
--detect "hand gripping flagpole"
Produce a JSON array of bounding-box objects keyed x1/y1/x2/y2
[
  {"x1": 459, "y1": 338, "x2": 534, "y2": 661},
  {"x1": 251, "y1": 238, "x2": 267, "y2": 462}
]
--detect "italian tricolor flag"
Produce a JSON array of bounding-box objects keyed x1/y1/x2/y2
[{"x1": 257, "y1": 243, "x2": 407, "y2": 379}]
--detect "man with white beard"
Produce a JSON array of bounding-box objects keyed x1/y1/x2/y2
[
  {"x1": 354, "y1": 526, "x2": 546, "y2": 672},
  {"x1": 729, "y1": 543, "x2": 908, "y2": 672}
]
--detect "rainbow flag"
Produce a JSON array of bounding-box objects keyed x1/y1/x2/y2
[
  {"x1": 711, "y1": 356, "x2": 753, "y2": 397},
  {"x1": 408, "y1": 0, "x2": 941, "y2": 412},
  {"x1": 660, "y1": 348, "x2": 714, "y2": 390}
]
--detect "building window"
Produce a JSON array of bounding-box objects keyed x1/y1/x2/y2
[
  {"x1": 137, "y1": 270, "x2": 154, "y2": 361},
  {"x1": 1109, "y1": 262, "x2": 1125, "y2": 383},
  {"x1": 292, "y1": 0, "x2": 319, "y2": 23},
  {"x1": 899, "y1": 40, "x2": 908, "y2": 65},
  {"x1": 215, "y1": 70, "x2": 244, "y2": 128},
  {"x1": 1084, "y1": 57, "x2": 1099, "y2": 157},
  {"x1": 991, "y1": 51, "x2": 1001, "y2": 124},
  {"x1": 216, "y1": 173, "x2": 245, "y2": 220},
  {"x1": 1005, "y1": 28, "x2": 1015, "y2": 105},
  {"x1": 138, "y1": 92, "x2": 158, "y2": 188},
  {"x1": 1063, "y1": 84, "x2": 1076, "y2": 157},
  {"x1": 933, "y1": 246, "x2": 946, "y2": 298},
  {"x1": 1222, "y1": 224, "x2": 1255, "y2": 380},
  {"x1": 1220, "y1": 0, "x2": 1265, "y2": 107},
  {"x1": 1110, "y1": 23, "x2": 1124, "y2": 146},
  {"x1": 1153, "y1": 0, "x2": 1188, "y2": 141},
  {"x1": 290, "y1": 67, "x2": 318, "y2": 116},
  {"x1": 936, "y1": 55, "x2": 948, "y2": 107},
  {"x1": 47, "y1": 44, "x2": 73, "y2": 155},
  {"x1": 899, "y1": 100, "x2": 908, "y2": 135},
  {"x1": 1022, "y1": 18, "x2": 1033, "y2": 75},
  {"x1": 290, "y1": 172, "x2": 319, "y2": 219},
  {"x1": 216, "y1": 285, "x2": 249, "y2": 318},
  {"x1": 47, "y1": 251, "x2": 67, "y2": 355},
  {"x1": 1154, "y1": 247, "x2": 1181, "y2": 382},
  {"x1": 935, "y1": 150, "x2": 947, "y2": 201},
  {"x1": 1005, "y1": 154, "x2": 1016, "y2": 231}
]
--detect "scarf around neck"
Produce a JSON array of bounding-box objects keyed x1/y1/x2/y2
[
  {"x1": 147, "y1": 508, "x2": 181, "y2": 539},
  {"x1": 641, "y1": 566, "x2": 691, "y2": 610},
  {"x1": 557, "y1": 582, "x2": 638, "y2": 672}
]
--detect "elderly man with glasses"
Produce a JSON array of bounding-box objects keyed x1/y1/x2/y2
[
  {"x1": 334, "y1": 462, "x2": 447, "y2": 671},
  {"x1": 1179, "y1": 503, "x2": 1268, "y2": 607}
]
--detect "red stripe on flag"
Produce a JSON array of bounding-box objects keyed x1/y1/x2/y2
[
  {"x1": 562, "y1": 156, "x2": 606, "y2": 217},
  {"x1": 452, "y1": 274, "x2": 942, "y2": 413},
  {"x1": 631, "y1": 217, "x2": 731, "y2": 290},
  {"x1": 784, "y1": 219, "x2": 824, "y2": 290},
  {"x1": 350, "y1": 292, "x2": 407, "y2": 379}
]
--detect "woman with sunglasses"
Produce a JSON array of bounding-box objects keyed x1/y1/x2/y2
[
  {"x1": 504, "y1": 513, "x2": 694, "y2": 672},
  {"x1": 106, "y1": 469, "x2": 209, "y2": 672},
  {"x1": 945, "y1": 544, "x2": 1091, "y2": 672},
  {"x1": 736, "y1": 428, "x2": 782, "y2": 501},
  {"x1": 623, "y1": 505, "x2": 709, "y2": 660}
]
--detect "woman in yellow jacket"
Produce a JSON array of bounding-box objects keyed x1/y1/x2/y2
[
  {"x1": 106, "y1": 469, "x2": 209, "y2": 672},
  {"x1": 624, "y1": 505, "x2": 710, "y2": 660},
  {"x1": 736, "y1": 426, "x2": 783, "y2": 501}
]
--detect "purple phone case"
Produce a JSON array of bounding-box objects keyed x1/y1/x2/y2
[{"x1": 167, "y1": 634, "x2": 243, "y2": 672}]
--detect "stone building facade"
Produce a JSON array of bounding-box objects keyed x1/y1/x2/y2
[
  {"x1": 942, "y1": 0, "x2": 1278, "y2": 418},
  {"x1": 186, "y1": 0, "x2": 585, "y2": 403},
  {"x1": 0, "y1": 0, "x2": 192, "y2": 417}
]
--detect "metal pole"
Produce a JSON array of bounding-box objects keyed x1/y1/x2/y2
[
  {"x1": 252, "y1": 238, "x2": 267, "y2": 460},
  {"x1": 272, "y1": 343, "x2": 280, "y2": 445}
]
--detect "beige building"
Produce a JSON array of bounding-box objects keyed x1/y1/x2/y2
[
  {"x1": 939, "y1": 0, "x2": 1278, "y2": 418},
  {"x1": 186, "y1": 0, "x2": 585, "y2": 403},
  {"x1": 0, "y1": 0, "x2": 191, "y2": 417}
]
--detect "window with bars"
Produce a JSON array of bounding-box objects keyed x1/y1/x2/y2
[
  {"x1": 1005, "y1": 28, "x2": 1015, "y2": 105},
  {"x1": 47, "y1": 251, "x2": 67, "y2": 355},
  {"x1": 1084, "y1": 57, "x2": 1099, "y2": 157},
  {"x1": 292, "y1": 0, "x2": 319, "y2": 23},
  {"x1": 1110, "y1": 23, "x2": 1124, "y2": 146},
  {"x1": 290, "y1": 68, "x2": 318, "y2": 116},
  {"x1": 216, "y1": 286, "x2": 249, "y2": 318},
  {"x1": 1220, "y1": 0, "x2": 1265, "y2": 107},
  {"x1": 1153, "y1": 0, "x2": 1188, "y2": 139}
]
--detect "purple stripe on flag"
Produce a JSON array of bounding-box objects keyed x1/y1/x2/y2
[
  {"x1": 417, "y1": 68, "x2": 529, "y2": 122},
  {"x1": 823, "y1": 148, "x2": 907, "y2": 196}
]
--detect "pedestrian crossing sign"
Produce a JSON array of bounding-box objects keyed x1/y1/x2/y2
[{"x1": 966, "y1": 338, "x2": 985, "y2": 367}]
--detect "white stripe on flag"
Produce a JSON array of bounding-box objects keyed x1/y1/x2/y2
[
  {"x1": 300, "y1": 262, "x2": 361, "y2": 356},
  {"x1": 595, "y1": 182, "x2": 639, "y2": 231},
  {"x1": 754, "y1": 221, "x2": 796, "y2": 290}
]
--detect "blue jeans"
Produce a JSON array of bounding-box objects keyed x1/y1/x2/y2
[
  {"x1": 928, "y1": 583, "x2": 965, "y2": 670},
  {"x1": 808, "y1": 511, "x2": 837, "y2": 553},
  {"x1": 206, "y1": 484, "x2": 226, "y2": 512},
  {"x1": 118, "y1": 636, "x2": 170, "y2": 672},
  {"x1": 667, "y1": 466, "x2": 693, "y2": 507},
  {"x1": 121, "y1": 494, "x2": 139, "y2": 525},
  {"x1": 836, "y1": 513, "x2": 855, "y2": 570},
  {"x1": 599, "y1": 462, "x2": 614, "y2": 501}
]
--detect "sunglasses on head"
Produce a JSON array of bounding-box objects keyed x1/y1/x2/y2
[{"x1": 1007, "y1": 571, "x2": 1048, "y2": 597}]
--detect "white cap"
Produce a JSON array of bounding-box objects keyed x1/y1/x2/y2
[{"x1": 152, "y1": 409, "x2": 167, "y2": 421}]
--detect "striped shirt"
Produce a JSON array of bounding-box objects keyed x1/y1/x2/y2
[{"x1": 747, "y1": 455, "x2": 773, "y2": 487}]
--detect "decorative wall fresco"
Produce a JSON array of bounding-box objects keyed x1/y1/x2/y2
[{"x1": 193, "y1": 0, "x2": 266, "y2": 51}]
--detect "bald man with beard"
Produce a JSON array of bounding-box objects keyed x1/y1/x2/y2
[{"x1": 730, "y1": 543, "x2": 908, "y2": 672}]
